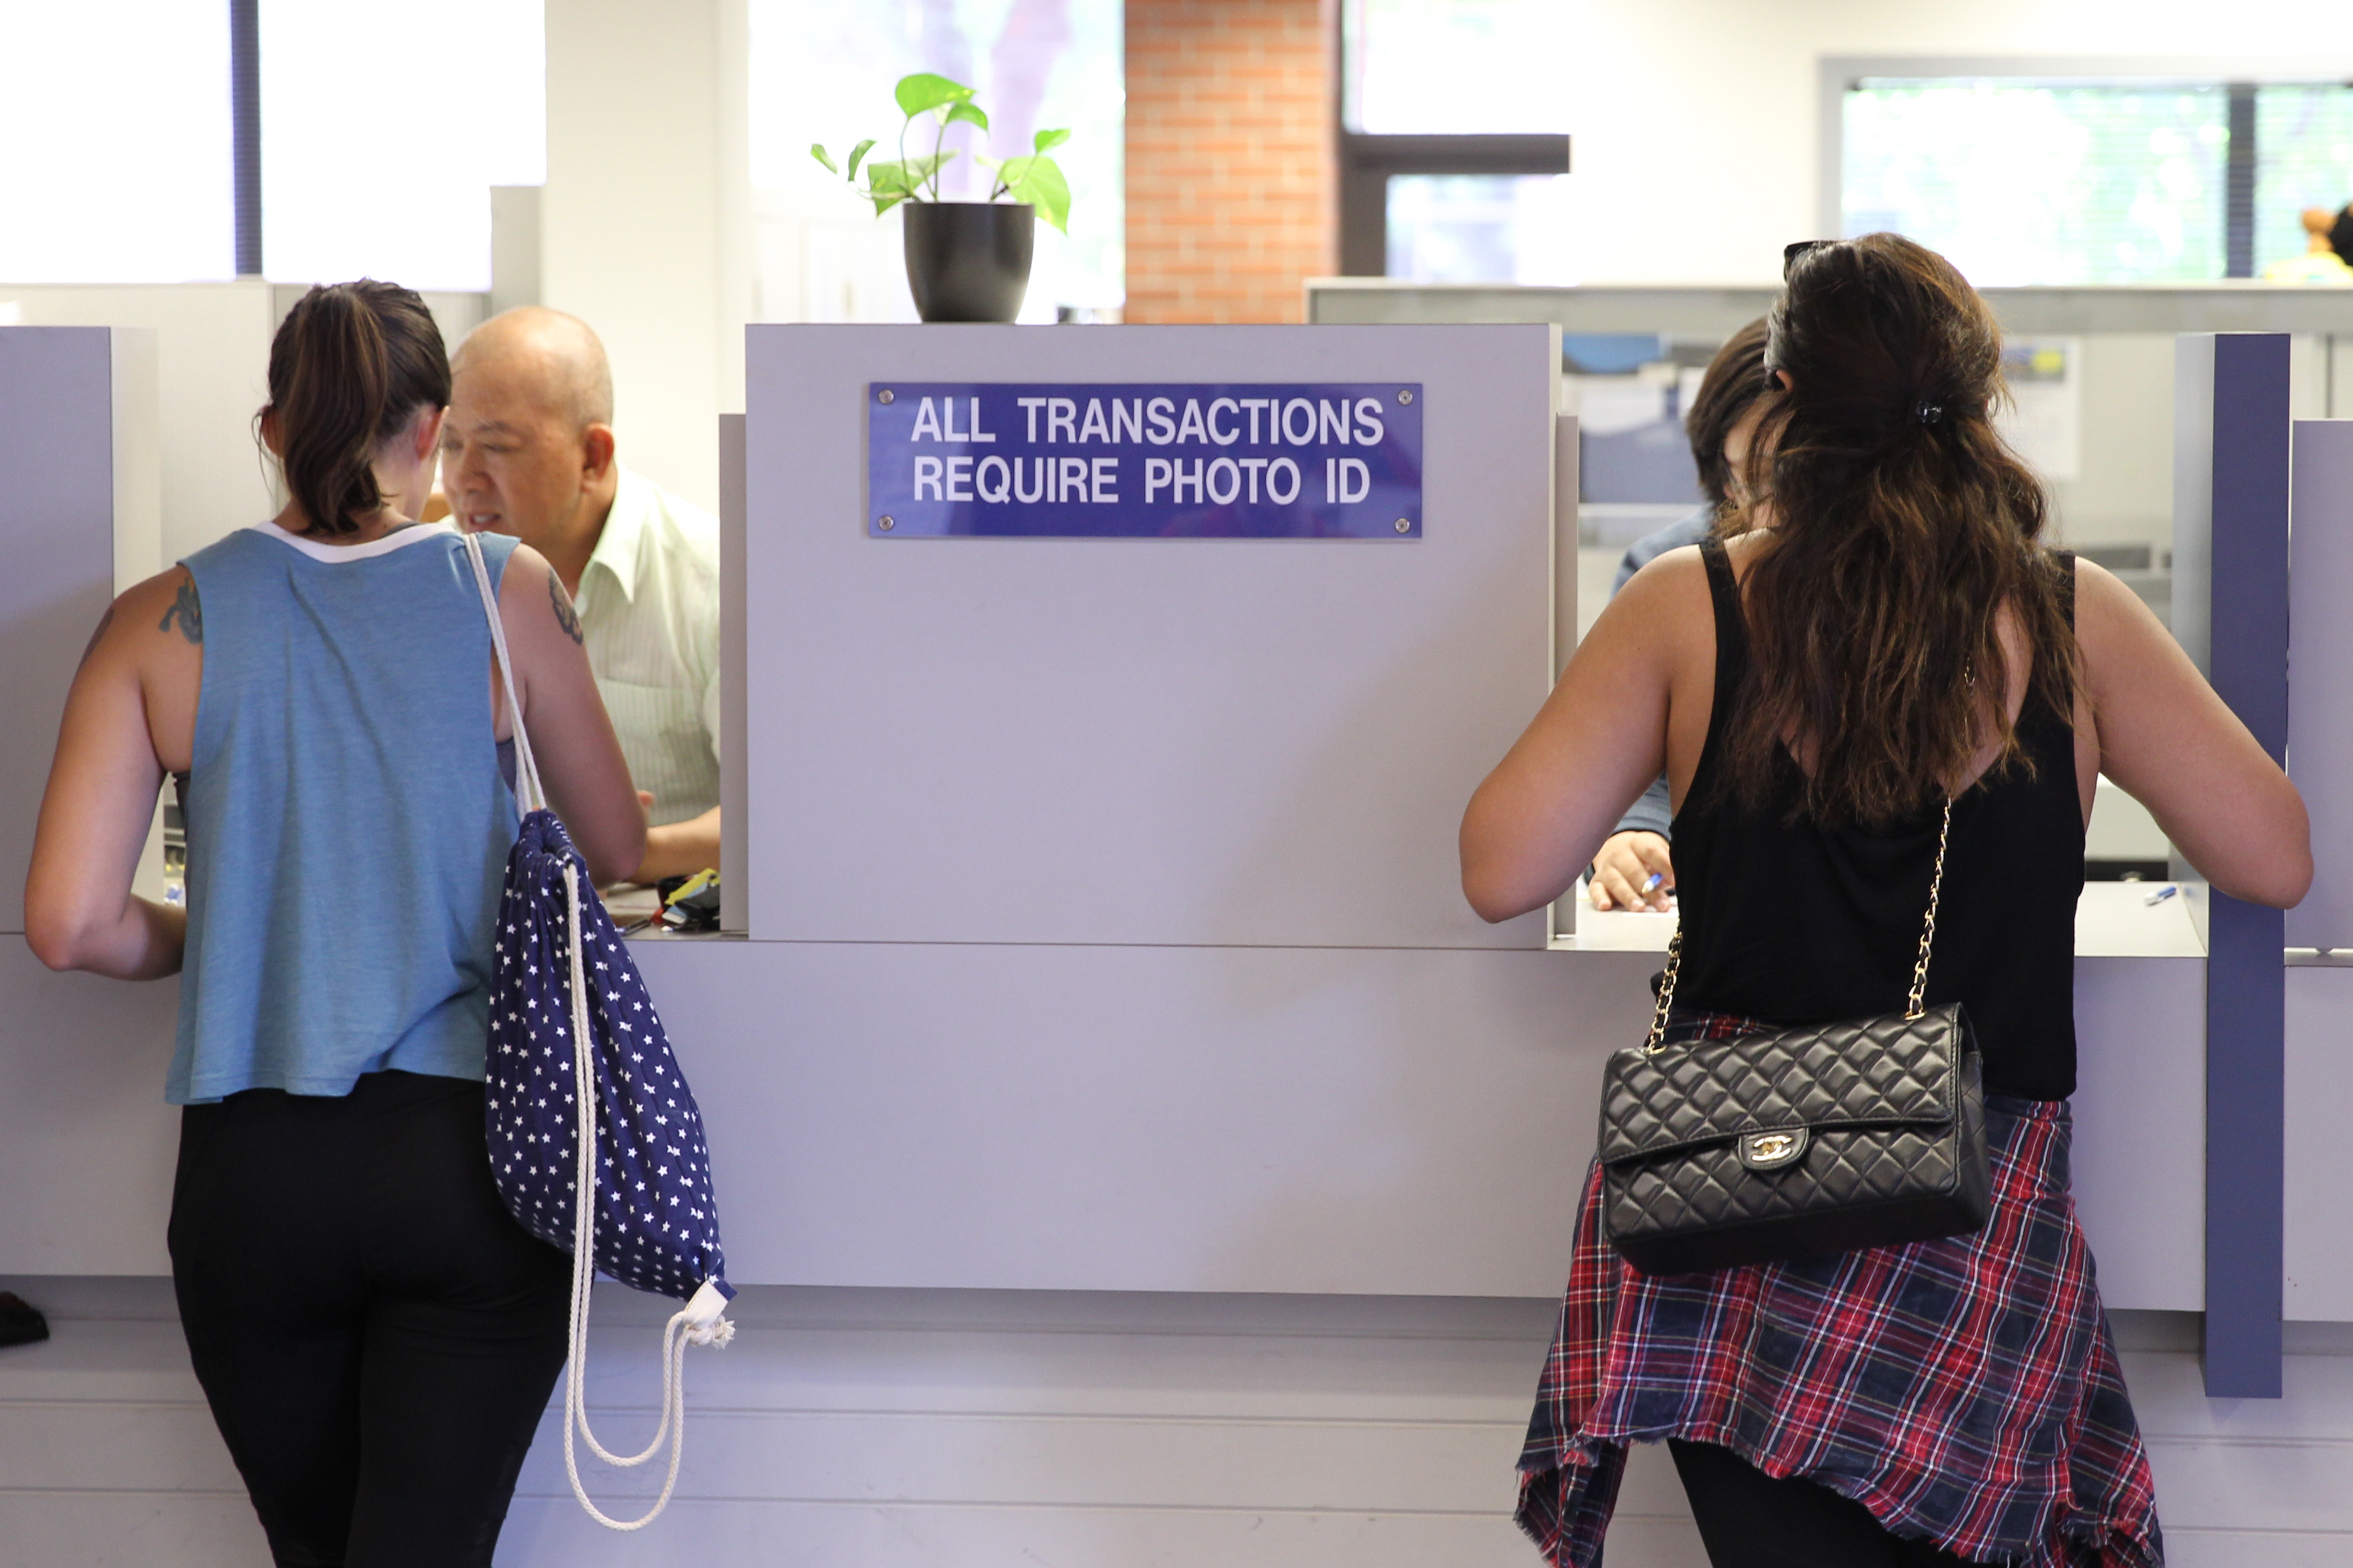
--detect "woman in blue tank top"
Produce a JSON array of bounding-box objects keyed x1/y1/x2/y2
[
  {"x1": 26, "y1": 281, "x2": 645, "y2": 1566},
  {"x1": 1463, "y1": 237, "x2": 2310, "y2": 1565}
]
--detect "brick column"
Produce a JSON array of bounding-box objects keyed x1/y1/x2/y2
[{"x1": 1125, "y1": 0, "x2": 1337, "y2": 324}]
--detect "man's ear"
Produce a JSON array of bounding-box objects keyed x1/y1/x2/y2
[{"x1": 582, "y1": 423, "x2": 617, "y2": 484}]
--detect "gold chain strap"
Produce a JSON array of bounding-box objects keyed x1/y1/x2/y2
[
  {"x1": 1905, "y1": 797, "x2": 1955, "y2": 1020},
  {"x1": 1642, "y1": 930, "x2": 1684, "y2": 1053},
  {"x1": 1640, "y1": 795, "x2": 1953, "y2": 1053}
]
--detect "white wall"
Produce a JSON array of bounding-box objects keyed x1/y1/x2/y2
[
  {"x1": 541, "y1": 0, "x2": 755, "y2": 515},
  {"x1": 1558, "y1": 4, "x2": 2353, "y2": 285}
]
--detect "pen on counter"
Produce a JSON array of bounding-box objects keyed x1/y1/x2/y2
[
  {"x1": 2142, "y1": 883, "x2": 2178, "y2": 906},
  {"x1": 1641, "y1": 872, "x2": 1664, "y2": 895}
]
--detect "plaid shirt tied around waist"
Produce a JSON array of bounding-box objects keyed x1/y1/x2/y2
[{"x1": 1516, "y1": 1011, "x2": 2163, "y2": 1568}]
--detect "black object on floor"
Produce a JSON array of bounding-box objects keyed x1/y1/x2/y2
[{"x1": 0, "y1": 1291, "x2": 50, "y2": 1348}]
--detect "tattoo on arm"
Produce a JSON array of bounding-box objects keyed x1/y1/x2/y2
[
  {"x1": 76, "y1": 605, "x2": 116, "y2": 670},
  {"x1": 158, "y1": 580, "x2": 203, "y2": 645},
  {"x1": 548, "y1": 571, "x2": 584, "y2": 645}
]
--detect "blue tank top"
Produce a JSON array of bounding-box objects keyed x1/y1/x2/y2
[{"x1": 168, "y1": 522, "x2": 523, "y2": 1104}]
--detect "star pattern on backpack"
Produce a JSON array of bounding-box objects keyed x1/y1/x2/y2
[{"x1": 484, "y1": 809, "x2": 727, "y2": 1300}]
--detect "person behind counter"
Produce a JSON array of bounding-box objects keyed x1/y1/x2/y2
[
  {"x1": 439, "y1": 306, "x2": 721, "y2": 885},
  {"x1": 1462, "y1": 234, "x2": 2309, "y2": 1564},
  {"x1": 1587, "y1": 318, "x2": 1770, "y2": 913},
  {"x1": 24, "y1": 281, "x2": 645, "y2": 1566}
]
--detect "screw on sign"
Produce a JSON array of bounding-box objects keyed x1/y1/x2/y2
[
  {"x1": 1394, "y1": 518, "x2": 1411, "y2": 533},
  {"x1": 879, "y1": 389, "x2": 896, "y2": 404},
  {"x1": 878, "y1": 516, "x2": 896, "y2": 531}
]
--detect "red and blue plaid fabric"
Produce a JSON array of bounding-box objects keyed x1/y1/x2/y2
[{"x1": 1516, "y1": 1012, "x2": 2162, "y2": 1567}]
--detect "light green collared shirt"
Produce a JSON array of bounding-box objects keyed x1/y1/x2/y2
[{"x1": 574, "y1": 467, "x2": 721, "y2": 825}]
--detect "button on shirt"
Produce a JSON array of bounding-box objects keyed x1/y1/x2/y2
[{"x1": 574, "y1": 467, "x2": 722, "y2": 825}]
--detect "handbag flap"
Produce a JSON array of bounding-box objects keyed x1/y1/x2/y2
[{"x1": 1598, "y1": 1002, "x2": 1971, "y2": 1166}]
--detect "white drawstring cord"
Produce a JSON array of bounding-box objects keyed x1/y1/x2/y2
[{"x1": 466, "y1": 532, "x2": 730, "y2": 1531}]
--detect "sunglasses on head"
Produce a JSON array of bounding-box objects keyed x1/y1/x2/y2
[{"x1": 1782, "y1": 240, "x2": 1832, "y2": 279}]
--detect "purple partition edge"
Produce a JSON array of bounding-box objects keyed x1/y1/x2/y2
[{"x1": 2183, "y1": 331, "x2": 2290, "y2": 1398}]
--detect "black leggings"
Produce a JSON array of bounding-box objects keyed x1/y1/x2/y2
[
  {"x1": 169, "y1": 1070, "x2": 571, "y2": 1568},
  {"x1": 1670, "y1": 1441, "x2": 1981, "y2": 1567}
]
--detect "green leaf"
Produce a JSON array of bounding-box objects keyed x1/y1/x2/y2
[
  {"x1": 901, "y1": 150, "x2": 956, "y2": 181},
  {"x1": 997, "y1": 153, "x2": 1071, "y2": 233},
  {"x1": 870, "y1": 191, "x2": 910, "y2": 217},
  {"x1": 945, "y1": 101, "x2": 989, "y2": 132},
  {"x1": 847, "y1": 138, "x2": 877, "y2": 179},
  {"x1": 895, "y1": 72, "x2": 975, "y2": 119},
  {"x1": 810, "y1": 143, "x2": 840, "y2": 175},
  {"x1": 863, "y1": 160, "x2": 910, "y2": 195},
  {"x1": 1032, "y1": 127, "x2": 1071, "y2": 153}
]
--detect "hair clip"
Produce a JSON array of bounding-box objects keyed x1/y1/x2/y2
[{"x1": 1914, "y1": 402, "x2": 1945, "y2": 426}]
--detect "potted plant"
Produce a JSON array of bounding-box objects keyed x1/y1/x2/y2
[{"x1": 813, "y1": 73, "x2": 1073, "y2": 324}]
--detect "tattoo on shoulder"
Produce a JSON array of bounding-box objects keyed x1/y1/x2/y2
[
  {"x1": 548, "y1": 570, "x2": 584, "y2": 645},
  {"x1": 158, "y1": 579, "x2": 203, "y2": 645},
  {"x1": 76, "y1": 605, "x2": 116, "y2": 669}
]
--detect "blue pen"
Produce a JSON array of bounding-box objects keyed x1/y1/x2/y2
[
  {"x1": 1642, "y1": 872, "x2": 1664, "y2": 895},
  {"x1": 2142, "y1": 884, "x2": 2177, "y2": 906}
]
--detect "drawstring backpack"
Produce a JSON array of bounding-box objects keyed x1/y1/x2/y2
[{"x1": 464, "y1": 533, "x2": 735, "y2": 1530}]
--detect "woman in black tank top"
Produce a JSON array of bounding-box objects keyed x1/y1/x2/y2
[
  {"x1": 1674, "y1": 540, "x2": 2084, "y2": 1101},
  {"x1": 1461, "y1": 236, "x2": 2308, "y2": 1567}
]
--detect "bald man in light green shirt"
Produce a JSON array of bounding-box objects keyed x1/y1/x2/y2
[{"x1": 440, "y1": 306, "x2": 721, "y2": 883}]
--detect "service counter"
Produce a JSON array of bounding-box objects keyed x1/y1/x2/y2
[{"x1": 0, "y1": 323, "x2": 2344, "y2": 1401}]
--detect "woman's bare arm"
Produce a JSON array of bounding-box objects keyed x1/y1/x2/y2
[
  {"x1": 1460, "y1": 549, "x2": 1713, "y2": 922},
  {"x1": 24, "y1": 573, "x2": 195, "y2": 978},
  {"x1": 495, "y1": 545, "x2": 647, "y2": 886},
  {"x1": 2077, "y1": 559, "x2": 2310, "y2": 907}
]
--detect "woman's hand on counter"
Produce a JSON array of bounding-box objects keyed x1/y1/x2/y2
[{"x1": 1589, "y1": 831, "x2": 1674, "y2": 911}]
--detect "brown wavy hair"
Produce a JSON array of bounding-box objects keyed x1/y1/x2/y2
[
  {"x1": 263, "y1": 281, "x2": 450, "y2": 537},
  {"x1": 1720, "y1": 234, "x2": 2077, "y2": 827}
]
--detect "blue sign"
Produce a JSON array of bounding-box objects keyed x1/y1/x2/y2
[{"x1": 866, "y1": 382, "x2": 1423, "y2": 538}]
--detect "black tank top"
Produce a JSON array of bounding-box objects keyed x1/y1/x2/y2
[{"x1": 1669, "y1": 541, "x2": 2085, "y2": 1101}]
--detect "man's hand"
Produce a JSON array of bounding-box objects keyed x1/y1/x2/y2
[
  {"x1": 628, "y1": 794, "x2": 722, "y2": 885},
  {"x1": 1589, "y1": 831, "x2": 1674, "y2": 911}
]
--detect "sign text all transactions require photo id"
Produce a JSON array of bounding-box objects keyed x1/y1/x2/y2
[{"x1": 865, "y1": 382, "x2": 1424, "y2": 538}]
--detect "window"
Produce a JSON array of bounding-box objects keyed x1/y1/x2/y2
[
  {"x1": 747, "y1": 0, "x2": 1124, "y2": 321},
  {"x1": 1343, "y1": 0, "x2": 1569, "y2": 136},
  {"x1": 260, "y1": 0, "x2": 545, "y2": 290},
  {"x1": 1385, "y1": 175, "x2": 1575, "y2": 285},
  {"x1": 0, "y1": 3, "x2": 236, "y2": 283},
  {"x1": 1840, "y1": 75, "x2": 2353, "y2": 284},
  {"x1": 0, "y1": 0, "x2": 541, "y2": 290},
  {"x1": 2256, "y1": 85, "x2": 2353, "y2": 273},
  {"x1": 1338, "y1": 0, "x2": 1571, "y2": 279}
]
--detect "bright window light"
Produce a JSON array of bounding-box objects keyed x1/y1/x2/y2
[
  {"x1": 1844, "y1": 83, "x2": 2228, "y2": 285},
  {"x1": 261, "y1": 0, "x2": 544, "y2": 291},
  {"x1": 1387, "y1": 175, "x2": 1575, "y2": 284},
  {"x1": 0, "y1": 2, "x2": 235, "y2": 283},
  {"x1": 1343, "y1": 0, "x2": 1568, "y2": 135}
]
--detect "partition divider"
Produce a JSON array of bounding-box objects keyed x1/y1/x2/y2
[{"x1": 2176, "y1": 331, "x2": 2291, "y2": 1398}]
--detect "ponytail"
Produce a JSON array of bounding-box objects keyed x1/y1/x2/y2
[
  {"x1": 262, "y1": 281, "x2": 451, "y2": 536},
  {"x1": 1721, "y1": 234, "x2": 2078, "y2": 828}
]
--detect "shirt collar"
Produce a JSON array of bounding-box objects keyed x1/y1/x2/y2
[{"x1": 584, "y1": 467, "x2": 652, "y2": 603}]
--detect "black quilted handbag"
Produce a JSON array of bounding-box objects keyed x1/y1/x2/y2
[{"x1": 1597, "y1": 799, "x2": 1991, "y2": 1275}]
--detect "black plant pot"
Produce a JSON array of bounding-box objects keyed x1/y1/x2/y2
[{"x1": 903, "y1": 201, "x2": 1035, "y2": 323}]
